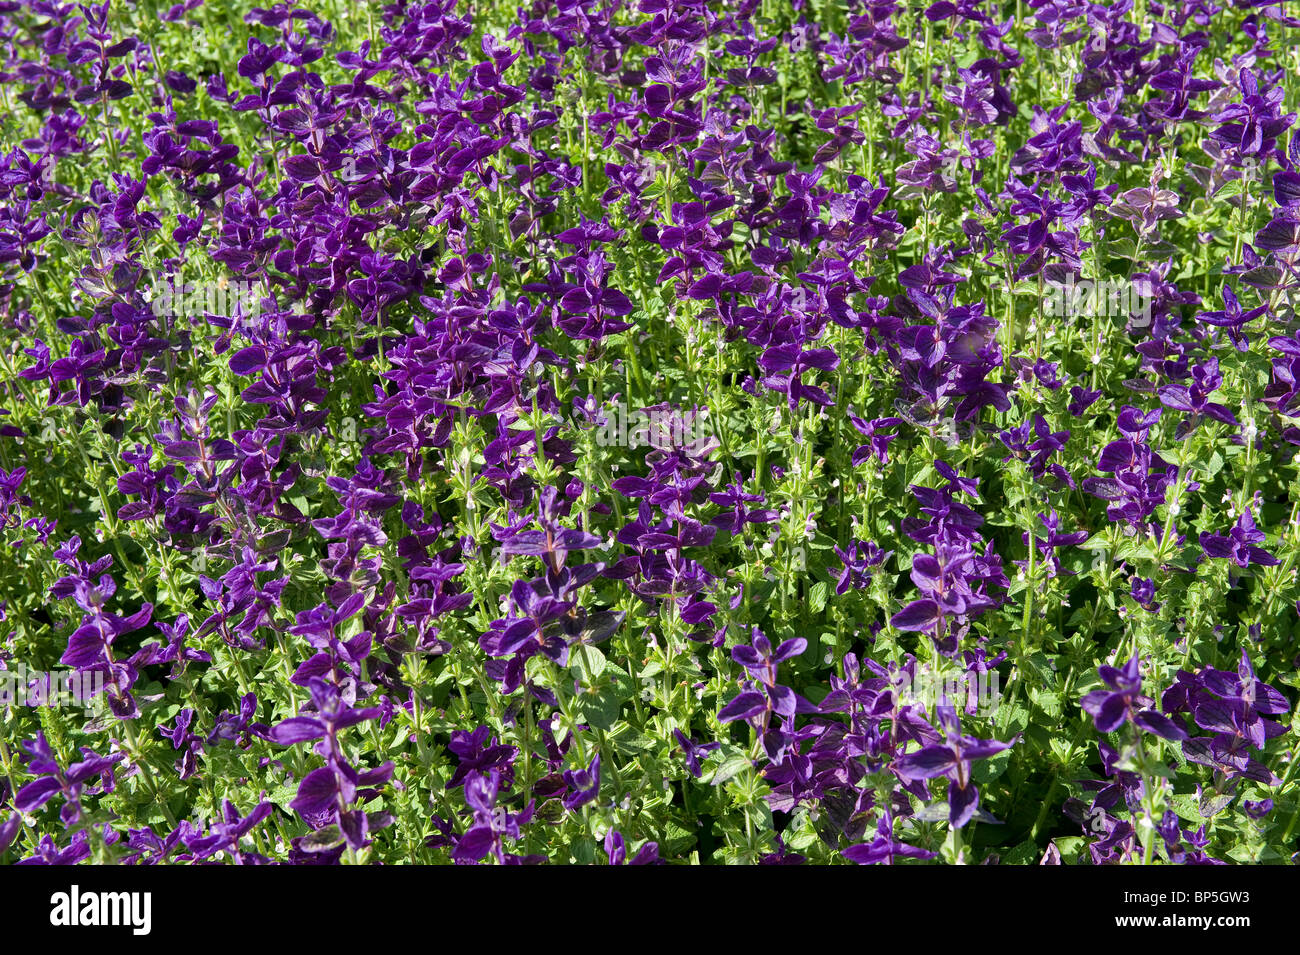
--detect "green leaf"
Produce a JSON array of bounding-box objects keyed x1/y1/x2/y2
[
  {"x1": 661, "y1": 821, "x2": 697, "y2": 855},
  {"x1": 1000, "y1": 838, "x2": 1042, "y2": 865},
  {"x1": 299, "y1": 825, "x2": 345, "y2": 853},
  {"x1": 637, "y1": 660, "x2": 664, "y2": 680},
  {"x1": 576, "y1": 664, "x2": 633, "y2": 730},
  {"x1": 1241, "y1": 352, "x2": 1272, "y2": 388},
  {"x1": 994, "y1": 703, "x2": 1029, "y2": 736},
  {"x1": 1053, "y1": 836, "x2": 1085, "y2": 862},
  {"x1": 1226, "y1": 843, "x2": 1262, "y2": 863},
  {"x1": 1026, "y1": 651, "x2": 1059, "y2": 687},
  {"x1": 1199, "y1": 785, "x2": 1237, "y2": 818},
  {"x1": 1215, "y1": 178, "x2": 1246, "y2": 200},
  {"x1": 608, "y1": 726, "x2": 657, "y2": 756},
  {"x1": 571, "y1": 837, "x2": 598, "y2": 864},
  {"x1": 705, "y1": 751, "x2": 753, "y2": 787},
  {"x1": 269, "y1": 784, "x2": 298, "y2": 814},
  {"x1": 971, "y1": 748, "x2": 1012, "y2": 784},
  {"x1": 1030, "y1": 686, "x2": 1062, "y2": 719},
  {"x1": 1078, "y1": 533, "x2": 1110, "y2": 551},
  {"x1": 786, "y1": 825, "x2": 820, "y2": 852},
  {"x1": 1107, "y1": 237, "x2": 1138, "y2": 260},
  {"x1": 1170, "y1": 794, "x2": 1202, "y2": 823},
  {"x1": 570, "y1": 644, "x2": 606, "y2": 682},
  {"x1": 809, "y1": 581, "x2": 829, "y2": 614}
]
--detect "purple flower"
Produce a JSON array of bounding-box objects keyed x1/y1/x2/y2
[
  {"x1": 453, "y1": 770, "x2": 539, "y2": 865},
  {"x1": 832, "y1": 539, "x2": 891, "y2": 595},
  {"x1": 1163, "y1": 651, "x2": 1291, "y2": 785},
  {"x1": 604, "y1": 829, "x2": 660, "y2": 865},
  {"x1": 562, "y1": 755, "x2": 601, "y2": 810},
  {"x1": 177, "y1": 800, "x2": 273, "y2": 863},
  {"x1": 673, "y1": 729, "x2": 720, "y2": 779},
  {"x1": 1081, "y1": 657, "x2": 1187, "y2": 741},
  {"x1": 270, "y1": 679, "x2": 392, "y2": 850},
  {"x1": 708, "y1": 473, "x2": 776, "y2": 535},
  {"x1": 446, "y1": 726, "x2": 518, "y2": 790},
  {"x1": 0, "y1": 812, "x2": 20, "y2": 854},
  {"x1": 1130, "y1": 577, "x2": 1159, "y2": 613},
  {"x1": 843, "y1": 814, "x2": 937, "y2": 864},
  {"x1": 1199, "y1": 509, "x2": 1279, "y2": 568},
  {"x1": 1068, "y1": 385, "x2": 1102, "y2": 416},
  {"x1": 718, "y1": 628, "x2": 816, "y2": 726},
  {"x1": 1158, "y1": 359, "x2": 1237, "y2": 426},
  {"x1": 15, "y1": 732, "x2": 123, "y2": 827},
  {"x1": 1197, "y1": 286, "x2": 1267, "y2": 351},
  {"x1": 756, "y1": 343, "x2": 839, "y2": 412},
  {"x1": 891, "y1": 705, "x2": 1015, "y2": 828}
]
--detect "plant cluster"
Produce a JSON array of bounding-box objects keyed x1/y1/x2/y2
[{"x1": 0, "y1": 0, "x2": 1298, "y2": 865}]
